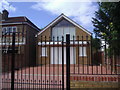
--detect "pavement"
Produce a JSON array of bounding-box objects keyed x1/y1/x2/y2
[{"x1": 2, "y1": 64, "x2": 119, "y2": 89}]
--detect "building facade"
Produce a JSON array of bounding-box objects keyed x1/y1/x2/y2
[
  {"x1": 0, "y1": 10, "x2": 40, "y2": 71},
  {"x1": 36, "y1": 14, "x2": 92, "y2": 65}
]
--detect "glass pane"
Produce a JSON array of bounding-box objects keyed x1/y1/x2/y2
[
  {"x1": 52, "y1": 19, "x2": 75, "y2": 41},
  {"x1": 58, "y1": 27, "x2": 63, "y2": 40},
  {"x1": 13, "y1": 27, "x2": 17, "y2": 32},
  {"x1": 2, "y1": 28, "x2": 6, "y2": 34},
  {"x1": 54, "y1": 19, "x2": 74, "y2": 27},
  {"x1": 7, "y1": 27, "x2": 12, "y2": 33},
  {"x1": 52, "y1": 27, "x2": 58, "y2": 41}
]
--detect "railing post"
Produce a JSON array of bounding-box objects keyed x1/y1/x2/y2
[
  {"x1": 90, "y1": 35, "x2": 93, "y2": 74},
  {"x1": 11, "y1": 32, "x2": 15, "y2": 90},
  {"x1": 66, "y1": 34, "x2": 70, "y2": 90},
  {"x1": 62, "y1": 36, "x2": 64, "y2": 90}
]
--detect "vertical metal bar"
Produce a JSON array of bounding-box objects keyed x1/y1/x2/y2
[
  {"x1": 18, "y1": 31, "x2": 20, "y2": 89},
  {"x1": 14, "y1": 31, "x2": 17, "y2": 88},
  {"x1": 86, "y1": 36, "x2": 89, "y2": 74},
  {"x1": 49, "y1": 36, "x2": 51, "y2": 90},
  {"x1": 88, "y1": 36, "x2": 90, "y2": 75},
  {"x1": 33, "y1": 34, "x2": 35, "y2": 89},
  {"x1": 6, "y1": 29, "x2": 10, "y2": 87},
  {"x1": 11, "y1": 32, "x2": 15, "y2": 90},
  {"x1": 73, "y1": 35, "x2": 75, "y2": 74},
  {"x1": 23, "y1": 31, "x2": 26, "y2": 89},
  {"x1": 28, "y1": 31, "x2": 31, "y2": 89},
  {"x1": 41, "y1": 36, "x2": 42, "y2": 89},
  {"x1": 82, "y1": 36, "x2": 84, "y2": 74},
  {"x1": 45, "y1": 36, "x2": 46, "y2": 89},
  {"x1": 90, "y1": 36, "x2": 93, "y2": 74},
  {"x1": 24, "y1": 30, "x2": 27, "y2": 89},
  {"x1": 104, "y1": 39, "x2": 107, "y2": 74},
  {"x1": 36, "y1": 36, "x2": 38, "y2": 90},
  {"x1": 96, "y1": 42, "x2": 98, "y2": 74},
  {"x1": 77, "y1": 36, "x2": 79, "y2": 74},
  {"x1": 114, "y1": 49, "x2": 117, "y2": 74},
  {"x1": 117, "y1": 49, "x2": 119, "y2": 74},
  {"x1": 110, "y1": 46, "x2": 112, "y2": 75},
  {"x1": 1, "y1": 33, "x2": 3, "y2": 89},
  {"x1": 53, "y1": 36, "x2": 55, "y2": 88},
  {"x1": 62, "y1": 36, "x2": 64, "y2": 90},
  {"x1": 6, "y1": 29, "x2": 11, "y2": 88},
  {"x1": 116, "y1": 50, "x2": 119, "y2": 74},
  {"x1": 1, "y1": 34, "x2": 3, "y2": 89},
  {"x1": 73, "y1": 36, "x2": 75, "y2": 74},
  {"x1": 3, "y1": 31, "x2": 6, "y2": 89},
  {"x1": 57, "y1": 36, "x2": 59, "y2": 89},
  {"x1": 66, "y1": 34, "x2": 70, "y2": 90}
]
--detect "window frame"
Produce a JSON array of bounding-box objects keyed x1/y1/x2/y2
[
  {"x1": 2, "y1": 26, "x2": 17, "y2": 35},
  {"x1": 79, "y1": 46, "x2": 87, "y2": 57},
  {"x1": 41, "y1": 47, "x2": 47, "y2": 57}
]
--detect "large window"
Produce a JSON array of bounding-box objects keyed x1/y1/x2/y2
[
  {"x1": 52, "y1": 19, "x2": 75, "y2": 41},
  {"x1": 2, "y1": 26, "x2": 17, "y2": 35}
]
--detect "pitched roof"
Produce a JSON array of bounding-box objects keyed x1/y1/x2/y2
[
  {"x1": 1, "y1": 17, "x2": 26, "y2": 23},
  {"x1": 37, "y1": 14, "x2": 92, "y2": 36},
  {"x1": 1, "y1": 16, "x2": 40, "y2": 31}
]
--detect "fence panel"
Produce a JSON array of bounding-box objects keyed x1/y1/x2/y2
[{"x1": 1, "y1": 33, "x2": 119, "y2": 89}]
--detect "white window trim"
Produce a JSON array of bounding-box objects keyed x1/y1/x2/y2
[
  {"x1": 2, "y1": 26, "x2": 17, "y2": 34},
  {"x1": 79, "y1": 47, "x2": 87, "y2": 57},
  {"x1": 41, "y1": 47, "x2": 47, "y2": 57}
]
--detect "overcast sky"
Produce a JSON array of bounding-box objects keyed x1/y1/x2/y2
[{"x1": 0, "y1": 0, "x2": 98, "y2": 33}]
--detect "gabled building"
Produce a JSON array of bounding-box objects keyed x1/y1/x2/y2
[
  {"x1": 36, "y1": 14, "x2": 92, "y2": 65},
  {"x1": 0, "y1": 10, "x2": 40, "y2": 71}
]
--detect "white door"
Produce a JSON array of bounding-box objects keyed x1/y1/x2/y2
[{"x1": 51, "y1": 47, "x2": 76, "y2": 64}]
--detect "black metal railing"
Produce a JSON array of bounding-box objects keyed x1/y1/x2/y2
[{"x1": 1, "y1": 33, "x2": 119, "y2": 89}]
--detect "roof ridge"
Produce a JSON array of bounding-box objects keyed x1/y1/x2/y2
[{"x1": 8, "y1": 16, "x2": 26, "y2": 18}]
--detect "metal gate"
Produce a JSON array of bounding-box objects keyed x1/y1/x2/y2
[
  {"x1": 1, "y1": 32, "x2": 69, "y2": 89},
  {"x1": 1, "y1": 33, "x2": 120, "y2": 89}
]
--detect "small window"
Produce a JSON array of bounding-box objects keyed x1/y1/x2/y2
[
  {"x1": 12, "y1": 27, "x2": 17, "y2": 32},
  {"x1": 8, "y1": 27, "x2": 12, "y2": 33},
  {"x1": 2, "y1": 27, "x2": 17, "y2": 35},
  {"x1": 41, "y1": 47, "x2": 47, "y2": 56},
  {"x1": 2, "y1": 27, "x2": 7, "y2": 35},
  {"x1": 79, "y1": 47, "x2": 87, "y2": 56}
]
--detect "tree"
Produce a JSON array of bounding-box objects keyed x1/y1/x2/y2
[
  {"x1": 92, "y1": 2, "x2": 120, "y2": 56},
  {"x1": 92, "y1": 38, "x2": 101, "y2": 53}
]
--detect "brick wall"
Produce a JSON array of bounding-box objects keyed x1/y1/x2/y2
[
  {"x1": 71, "y1": 81, "x2": 119, "y2": 88},
  {"x1": 2, "y1": 54, "x2": 26, "y2": 72},
  {"x1": 70, "y1": 76, "x2": 119, "y2": 88}
]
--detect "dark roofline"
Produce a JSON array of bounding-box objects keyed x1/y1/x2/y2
[
  {"x1": 24, "y1": 16, "x2": 40, "y2": 31},
  {"x1": 40, "y1": 14, "x2": 62, "y2": 31},
  {"x1": 63, "y1": 14, "x2": 92, "y2": 35},
  {"x1": 1, "y1": 16, "x2": 40, "y2": 31}
]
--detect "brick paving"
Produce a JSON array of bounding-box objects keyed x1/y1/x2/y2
[{"x1": 2, "y1": 65, "x2": 119, "y2": 89}]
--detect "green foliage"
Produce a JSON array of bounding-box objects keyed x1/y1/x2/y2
[
  {"x1": 92, "y1": 2, "x2": 120, "y2": 56},
  {"x1": 92, "y1": 38, "x2": 101, "y2": 53}
]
